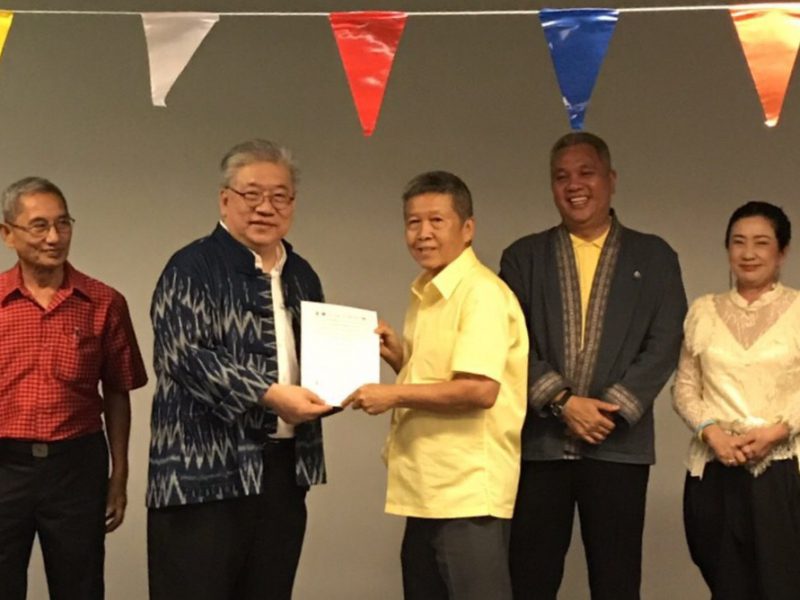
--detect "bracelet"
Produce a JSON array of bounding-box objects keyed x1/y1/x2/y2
[{"x1": 695, "y1": 419, "x2": 717, "y2": 441}]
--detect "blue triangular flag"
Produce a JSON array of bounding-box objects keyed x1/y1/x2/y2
[{"x1": 540, "y1": 8, "x2": 619, "y2": 130}]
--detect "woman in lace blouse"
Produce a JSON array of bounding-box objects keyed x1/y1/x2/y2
[{"x1": 673, "y1": 201, "x2": 799, "y2": 599}]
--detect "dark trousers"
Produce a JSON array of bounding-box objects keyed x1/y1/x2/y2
[
  {"x1": 0, "y1": 432, "x2": 109, "y2": 600},
  {"x1": 684, "y1": 459, "x2": 800, "y2": 600},
  {"x1": 148, "y1": 439, "x2": 308, "y2": 600},
  {"x1": 401, "y1": 516, "x2": 513, "y2": 600},
  {"x1": 510, "y1": 458, "x2": 650, "y2": 600}
]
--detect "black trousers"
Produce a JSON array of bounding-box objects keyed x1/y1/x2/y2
[
  {"x1": 0, "y1": 432, "x2": 109, "y2": 600},
  {"x1": 401, "y1": 516, "x2": 513, "y2": 600},
  {"x1": 684, "y1": 459, "x2": 800, "y2": 600},
  {"x1": 148, "y1": 439, "x2": 308, "y2": 600},
  {"x1": 510, "y1": 458, "x2": 650, "y2": 600}
]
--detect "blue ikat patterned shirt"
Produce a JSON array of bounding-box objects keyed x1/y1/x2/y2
[{"x1": 147, "y1": 225, "x2": 325, "y2": 508}]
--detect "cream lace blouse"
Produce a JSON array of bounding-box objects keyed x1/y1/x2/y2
[{"x1": 672, "y1": 284, "x2": 800, "y2": 477}]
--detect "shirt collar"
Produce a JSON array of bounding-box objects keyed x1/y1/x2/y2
[
  {"x1": 0, "y1": 262, "x2": 91, "y2": 305},
  {"x1": 570, "y1": 225, "x2": 611, "y2": 249},
  {"x1": 62, "y1": 263, "x2": 92, "y2": 299},
  {"x1": 411, "y1": 246, "x2": 478, "y2": 300},
  {"x1": 218, "y1": 220, "x2": 286, "y2": 275},
  {"x1": 729, "y1": 281, "x2": 784, "y2": 310},
  {"x1": 258, "y1": 242, "x2": 287, "y2": 276}
]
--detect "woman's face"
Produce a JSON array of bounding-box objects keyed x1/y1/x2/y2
[{"x1": 728, "y1": 215, "x2": 787, "y2": 292}]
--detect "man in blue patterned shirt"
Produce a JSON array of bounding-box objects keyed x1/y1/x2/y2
[{"x1": 147, "y1": 139, "x2": 332, "y2": 600}]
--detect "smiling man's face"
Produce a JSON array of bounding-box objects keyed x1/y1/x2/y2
[
  {"x1": 551, "y1": 143, "x2": 616, "y2": 241},
  {"x1": 404, "y1": 192, "x2": 474, "y2": 276},
  {"x1": 2, "y1": 193, "x2": 72, "y2": 272},
  {"x1": 219, "y1": 161, "x2": 295, "y2": 256}
]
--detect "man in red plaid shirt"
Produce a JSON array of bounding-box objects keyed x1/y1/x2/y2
[{"x1": 0, "y1": 176, "x2": 147, "y2": 600}]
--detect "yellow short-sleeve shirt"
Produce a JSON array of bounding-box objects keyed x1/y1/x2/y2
[{"x1": 384, "y1": 247, "x2": 529, "y2": 519}]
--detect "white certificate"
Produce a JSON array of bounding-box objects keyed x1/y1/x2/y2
[{"x1": 300, "y1": 301, "x2": 380, "y2": 406}]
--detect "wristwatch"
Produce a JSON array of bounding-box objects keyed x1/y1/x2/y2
[{"x1": 549, "y1": 389, "x2": 573, "y2": 419}]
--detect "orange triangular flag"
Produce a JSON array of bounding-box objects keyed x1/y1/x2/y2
[
  {"x1": 731, "y1": 4, "x2": 800, "y2": 127},
  {"x1": 329, "y1": 11, "x2": 407, "y2": 137}
]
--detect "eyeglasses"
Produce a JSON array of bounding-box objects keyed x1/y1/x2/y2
[
  {"x1": 226, "y1": 187, "x2": 294, "y2": 210},
  {"x1": 5, "y1": 217, "x2": 75, "y2": 238}
]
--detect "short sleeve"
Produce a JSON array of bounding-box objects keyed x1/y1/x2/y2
[
  {"x1": 101, "y1": 292, "x2": 148, "y2": 392},
  {"x1": 450, "y1": 281, "x2": 513, "y2": 382}
]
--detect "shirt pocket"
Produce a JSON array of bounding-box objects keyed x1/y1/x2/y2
[
  {"x1": 52, "y1": 325, "x2": 102, "y2": 385},
  {"x1": 407, "y1": 324, "x2": 457, "y2": 383}
]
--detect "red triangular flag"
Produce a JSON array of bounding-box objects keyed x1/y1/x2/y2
[
  {"x1": 330, "y1": 11, "x2": 407, "y2": 137},
  {"x1": 731, "y1": 5, "x2": 800, "y2": 127}
]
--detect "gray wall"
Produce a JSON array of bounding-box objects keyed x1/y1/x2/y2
[{"x1": 2, "y1": 1, "x2": 797, "y2": 598}]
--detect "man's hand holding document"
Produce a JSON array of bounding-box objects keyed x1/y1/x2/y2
[{"x1": 300, "y1": 301, "x2": 380, "y2": 407}]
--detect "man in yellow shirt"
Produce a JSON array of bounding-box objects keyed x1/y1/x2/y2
[{"x1": 345, "y1": 171, "x2": 528, "y2": 600}]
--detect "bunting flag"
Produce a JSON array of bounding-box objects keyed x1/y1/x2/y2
[
  {"x1": 0, "y1": 12, "x2": 13, "y2": 63},
  {"x1": 730, "y1": 5, "x2": 800, "y2": 127},
  {"x1": 330, "y1": 11, "x2": 407, "y2": 136},
  {"x1": 142, "y1": 12, "x2": 219, "y2": 107},
  {"x1": 540, "y1": 9, "x2": 619, "y2": 130}
]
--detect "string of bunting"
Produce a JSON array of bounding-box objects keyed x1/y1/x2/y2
[{"x1": 0, "y1": 4, "x2": 798, "y2": 134}]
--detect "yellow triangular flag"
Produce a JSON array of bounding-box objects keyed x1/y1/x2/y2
[{"x1": 0, "y1": 12, "x2": 14, "y2": 62}]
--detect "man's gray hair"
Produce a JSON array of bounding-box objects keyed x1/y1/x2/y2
[
  {"x1": 2, "y1": 176, "x2": 68, "y2": 223},
  {"x1": 219, "y1": 139, "x2": 299, "y2": 188},
  {"x1": 402, "y1": 170, "x2": 474, "y2": 223}
]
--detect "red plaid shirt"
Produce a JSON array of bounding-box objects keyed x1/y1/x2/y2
[{"x1": 0, "y1": 263, "x2": 148, "y2": 441}]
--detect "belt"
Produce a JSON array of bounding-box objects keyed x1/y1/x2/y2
[
  {"x1": 266, "y1": 437, "x2": 295, "y2": 445},
  {"x1": 0, "y1": 431, "x2": 104, "y2": 458}
]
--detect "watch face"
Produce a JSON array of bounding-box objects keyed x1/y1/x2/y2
[{"x1": 550, "y1": 391, "x2": 571, "y2": 418}]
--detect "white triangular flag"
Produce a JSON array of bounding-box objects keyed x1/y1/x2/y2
[{"x1": 142, "y1": 12, "x2": 219, "y2": 107}]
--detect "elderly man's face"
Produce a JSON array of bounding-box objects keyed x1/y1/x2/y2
[
  {"x1": 404, "y1": 192, "x2": 474, "y2": 276},
  {"x1": 219, "y1": 161, "x2": 295, "y2": 256},
  {"x1": 2, "y1": 193, "x2": 72, "y2": 271},
  {"x1": 551, "y1": 143, "x2": 616, "y2": 240}
]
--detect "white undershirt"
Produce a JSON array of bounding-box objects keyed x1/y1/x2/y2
[{"x1": 220, "y1": 222, "x2": 298, "y2": 437}]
